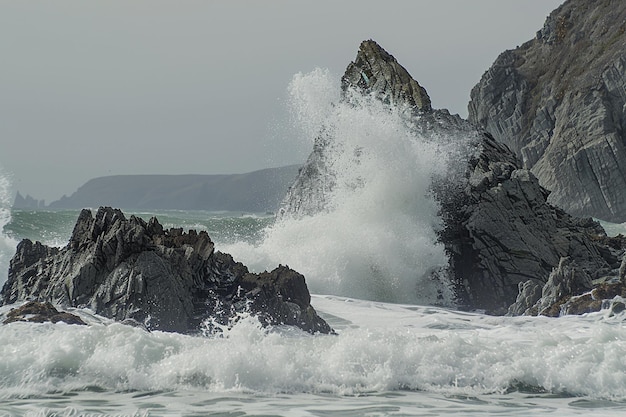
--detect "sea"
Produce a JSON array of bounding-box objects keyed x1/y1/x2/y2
[{"x1": 2, "y1": 70, "x2": 626, "y2": 416}]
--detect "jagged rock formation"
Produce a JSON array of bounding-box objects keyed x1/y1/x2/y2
[
  {"x1": 280, "y1": 39, "x2": 621, "y2": 312},
  {"x1": 440, "y1": 132, "x2": 621, "y2": 312},
  {"x1": 0, "y1": 207, "x2": 332, "y2": 334},
  {"x1": 342, "y1": 39, "x2": 432, "y2": 112},
  {"x1": 279, "y1": 40, "x2": 476, "y2": 219},
  {"x1": 524, "y1": 257, "x2": 594, "y2": 316},
  {"x1": 509, "y1": 256, "x2": 626, "y2": 317},
  {"x1": 468, "y1": 0, "x2": 626, "y2": 222}
]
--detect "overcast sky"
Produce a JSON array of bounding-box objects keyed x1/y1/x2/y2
[{"x1": 0, "y1": 1, "x2": 563, "y2": 202}]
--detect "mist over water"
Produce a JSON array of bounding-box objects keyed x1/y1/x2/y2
[{"x1": 225, "y1": 69, "x2": 467, "y2": 305}]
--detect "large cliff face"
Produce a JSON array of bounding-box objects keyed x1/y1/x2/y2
[{"x1": 468, "y1": 0, "x2": 626, "y2": 222}]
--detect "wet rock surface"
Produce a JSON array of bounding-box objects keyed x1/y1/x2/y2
[
  {"x1": 468, "y1": 0, "x2": 626, "y2": 222},
  {"x1": 0, "y1": 207, "x2": 332, "y2": 334},
  {"x1": 509, "y1": 256, "x2": 626, "y2": 318},
  {"x1": 442, "y1": 142, "x2": 619, "y2": 313}
]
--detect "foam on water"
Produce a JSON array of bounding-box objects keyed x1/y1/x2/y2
[
  {"x1": 225, "y1": 69, "x2": 464, "y2": 305},
  {"x1": 1, "y1": 297, "x2": 626, "y2": 404}
]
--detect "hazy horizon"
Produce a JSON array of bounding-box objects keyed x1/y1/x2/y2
[{"x1": 1, "y1": 1, "x2": 563, "y2": 202}]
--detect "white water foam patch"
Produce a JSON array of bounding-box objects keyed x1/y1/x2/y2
[
  {"x1": 226, "y1": 69, "x2": 458, "y2": 304},
  {"x1": 0, "y1": 171, "x2": 17, "y2": 286},
  {"x1": 2, "y1": 299, "x2": 626, "y2": 400}
]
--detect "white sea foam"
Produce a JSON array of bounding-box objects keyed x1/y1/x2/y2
[
  {"x1": 225, "y1": 69, "x2": 465, "y2": 305},
  {"x1": 1, "y1": 297, "x2": 626, "y2": 403}
]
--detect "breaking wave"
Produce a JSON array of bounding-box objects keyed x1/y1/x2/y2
[
  {"x1": 2, "y1": 297, "x2": 626, "y2": 401},
  {"x1": 225, "y1": 69, "x2": 471, "y2": 305}
]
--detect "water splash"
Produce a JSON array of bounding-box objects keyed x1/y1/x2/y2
[
  {"x1": 2, "y1": 297, "x2": 626, "y2": 400},
  {"x1": 0, "y1": 170, "x2": 17, "y2": 286},
  {"x1": 226, "y1": 69, "x2": 472, "y2": 305}
]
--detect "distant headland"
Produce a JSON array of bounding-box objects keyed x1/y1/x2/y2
[{"x1": 13, "y1": 165, "x2": 301, "y2": 212}]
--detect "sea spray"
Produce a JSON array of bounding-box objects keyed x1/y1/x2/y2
[
  {"x1": 0, "y1": 170, "x2": 17, "y2": 286},
  {"x1": 225, "y1": 69, "x2": 471, "y2": 305}
]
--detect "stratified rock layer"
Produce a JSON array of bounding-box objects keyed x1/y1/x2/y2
[
  {"x1": 0, "y1": 207, "x2": 332, "y2": 334},
  {"x1": 342, "y1": 39, "x2": 432, "y2": 112},
  {"x1": 468, "y1": 0, "x2": 626, "y2": 221},
  {"x1": 280, "y1": 39, "x2": 620, "y2": 312},
  {"x1": 440, "y1": 133, "x2": 620, "y2": 312}
]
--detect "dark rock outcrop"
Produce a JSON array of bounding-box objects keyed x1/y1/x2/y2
[
  {"x1": 0, "y1": 207, "x2": 332, "y2": 334},
  {"x1": 441, "y1": 135, "x2": 620, "y2": 312},
  {"x1": 239, "y1": 266, "x2": 329, "y2": 331},
  {"x1": 468, "y1": 0, "x2": 626, "y2": 222},
  {"x1": 3, "y1": 300, "x2": 86, "y2": 325},
  {"x1": 280, "y1": 39, "x2": 620, "y2": 312},
  {"x1": 342, "y1": 39, "x2": 432, "y2": 112}
]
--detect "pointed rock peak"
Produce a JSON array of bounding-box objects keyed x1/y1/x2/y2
[{"x1": 341, "y1": 39, "x2": 432, "y2": 112}]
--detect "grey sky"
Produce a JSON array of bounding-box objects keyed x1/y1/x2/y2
[{"x1": 1, "y1": 0, "x2": 563, "y2": 202}]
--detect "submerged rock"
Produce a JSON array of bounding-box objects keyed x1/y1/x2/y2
[
  {"x1": 468, "y1": 0, "x2": 626, "y2": 222},
  {"x1": 280, "y1": 39, "x2": 620, "y2": 312},
  {"x1": 0, "y1": 207, "x2": 332, "y2": 334}
]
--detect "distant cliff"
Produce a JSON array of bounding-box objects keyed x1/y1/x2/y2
[
  {"x1": 468, "y1": 0, "x2": 626, "y2": 222},
  {"x1": 47, "y1": 165, "x2": 300, "y2": 212}
]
